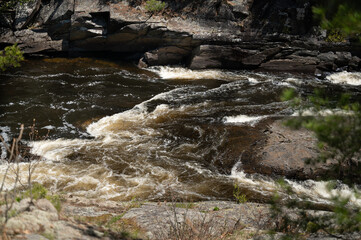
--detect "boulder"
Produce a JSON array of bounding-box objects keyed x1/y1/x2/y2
[
  {"x1": 241, "y1": 120, "x2": 327, "y2": 180},
  {"x1": 144, "y1": 46, "x2": 192, "y2": 66},
  {"x1": 190, "y1": 45, "x2": 256, "y2": 69},
  {"x1": 14, "y1": 29, "x2": 64, "y2": 53}
]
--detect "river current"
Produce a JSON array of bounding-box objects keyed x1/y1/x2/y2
[{"x1": 0, "y1": 58, "x2": 361, "y2": 204}]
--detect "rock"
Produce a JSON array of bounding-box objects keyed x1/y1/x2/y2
[
  {"x1": 1, "y1": 198, "x2": 31, "y2": 215},
  {"x1": 250, "y1": 0, "x2": 313, "y2": 35},
  {"x1": 13, "y1": 234, "x2": 48, "y2": 240},
  {"x1": 241, "y1": 47, "x2": 281, "y2": 66},
  {"x1": 14, "y1": 29, "x2": 64, "y2": 53},
  {"x1": 349, "y1": 56, "x2": 361, "y2": 70},
  {"x1": 229, "y1": 0, "x2": 254, "y2": 20},
  {"x1": 36, "y1": 0, "x2": 74, "y2": 26},
  {"x1": 63, "y1": 205, "x2": 110, "y2": 217},
  {"x1": 144, "y1": 46, "x2": 191, "y2": 66},
  {"x1": 260, "y1": 58, "x2": 318, "y2": 73},
  {"x1": 241, "y1": 120, "x2": 327, "y2": 180},
  {"x1": 14, "y1": 0, "x2": 37, "y2": 29},
  {"x1": 36, "y1": 199, "x2": 58, "y2": 214},
  {"x1": 70, "y1": 12, "x2": 107, "y2": 41},
  {"x1": 6, "y1": 209, "x2": 58, "y2": 235},
  {"x1": 75, "y1": 0, "x2": 109, "y2": 13},
  {"x1": 0, "y1": 11, "x2": 14, "y2": 28},
  {"x1": 334, "y1": 51, "x2": 352, "y2": 67},
  {"x1": 190, "y1": 45, "x2": 255, "y2": 69},
  {"x1": 318, "y1": 51, "x2": 337, "y2": 62},
  {"x1": 121, "y1": 201, "x2": 272, "y2": 237},
  {"x1": 0, "y1": 28, "x2": 17, "y2": 44},
  {"x1": 0, "y1": 0, "x2": 360, "y2": 73}
]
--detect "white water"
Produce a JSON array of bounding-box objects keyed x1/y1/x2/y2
[
  {"x1": 231, "y1": 164, "x2": 361, "y2": 206},
  {"x1": 327, "y1": 71, "x2": 361, "y2": 86},
  {"x1": 292, "y1": 108, "x2": 354, "y2": 117},
  {"x1": 223, "y1": 115, "x2": 266, "y2": 126}
]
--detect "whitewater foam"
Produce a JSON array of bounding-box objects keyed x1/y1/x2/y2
[
  {"x1": 292, "y1": 108, "x2": 354, "y2": 117},
  {"x1": 223, "y1": 115, "x2": 265, "y2": 126},
  {"x1": 326, "y1": 71, "x2": 361, "y2": 86},
  {"x1": 0, "y1": 126, "x2": 11, "y2": 159},
  {"x1": 231, "y1": 163, "x2": 361, "y2": 206}
]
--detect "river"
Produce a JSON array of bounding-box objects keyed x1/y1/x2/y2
[{"x1": 1, "y1": 58, "x2": 361, "y2": 204}]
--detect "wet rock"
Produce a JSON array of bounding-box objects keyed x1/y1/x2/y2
[{"x1": 242, "y1": 120, "x2": 328, "y2": 180}]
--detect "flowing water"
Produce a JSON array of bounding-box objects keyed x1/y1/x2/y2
[{"x1": 1, "y1": 58, "x2": 361, "y2": 204}]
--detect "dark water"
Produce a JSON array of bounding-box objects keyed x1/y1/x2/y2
[{"x1": 0, "y1": 58, "x2": 360, "y2": 203}]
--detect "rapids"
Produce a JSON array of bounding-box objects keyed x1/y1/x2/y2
[{"x1": 0, "y1": 58, "x2": 361, "y2": 204}]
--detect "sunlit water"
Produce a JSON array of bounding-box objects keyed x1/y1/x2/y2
[{"x1": 1, "y1": 58, "x2": 361, "y2": 205}]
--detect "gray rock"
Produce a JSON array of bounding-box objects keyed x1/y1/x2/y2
[
  {"x1": 13, "y1": 234, "x2": 48, "y2": 240},
  {"x1": 14, "y1": 0, "x2": 37, "y2": 29},
  {"x1": 241, "y1": 47, "x2": 281, "y2": 67},
  {"x1": 37, "y1": 0, "x2": 74, "y2": 26},
  {"x1": 121, "y1": 201, "x2": 272, "y2": 238},
  {"x1": 190, "y1": 45, "x2": 254, "y2": 69},
  {"x1": 6, "y1": 209, "x2": 58, "y2": 235},
  {"x1": 14, "y1": 29, "x2": 64, "y2": 53},
  {"x1": 318, "y1": 51, "x2": 337, "y2": 62},
  {"x1": 144, "y1": 46, "x2": 191, "y2": 66},
  {"x1": 75, "y1": 0, "x2": 109, "y2": 13},
  {"x1": 260, "y1": 58, "x2": 318, "y2": 73},
  {"x1": 36, "y1": 199, "x2": 58, "y2": 214},
  {"x1": 241, "y1": 120, "x2": 326, "y2": 180}
]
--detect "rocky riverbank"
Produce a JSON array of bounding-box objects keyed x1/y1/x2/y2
[
  {"x1": 1, "y1": 0, "x2": 361, "y2": 75},
  {"x1": 5, "y1": 195, "x2": 360, "y2": 240}
]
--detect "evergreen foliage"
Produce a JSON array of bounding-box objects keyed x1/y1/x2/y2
[
  {"x1": 145, "y1": 0, "x2": 166, "y2": 13},
  {"x1": 283, "y1": 89, "x2": 361, "y2": 182},
  {"x1": 313, "y1": 0, "x2": 361, "y2": 41},
  {"x1": 0, "y1": 44, "x2": 24, "y2": 71}
]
